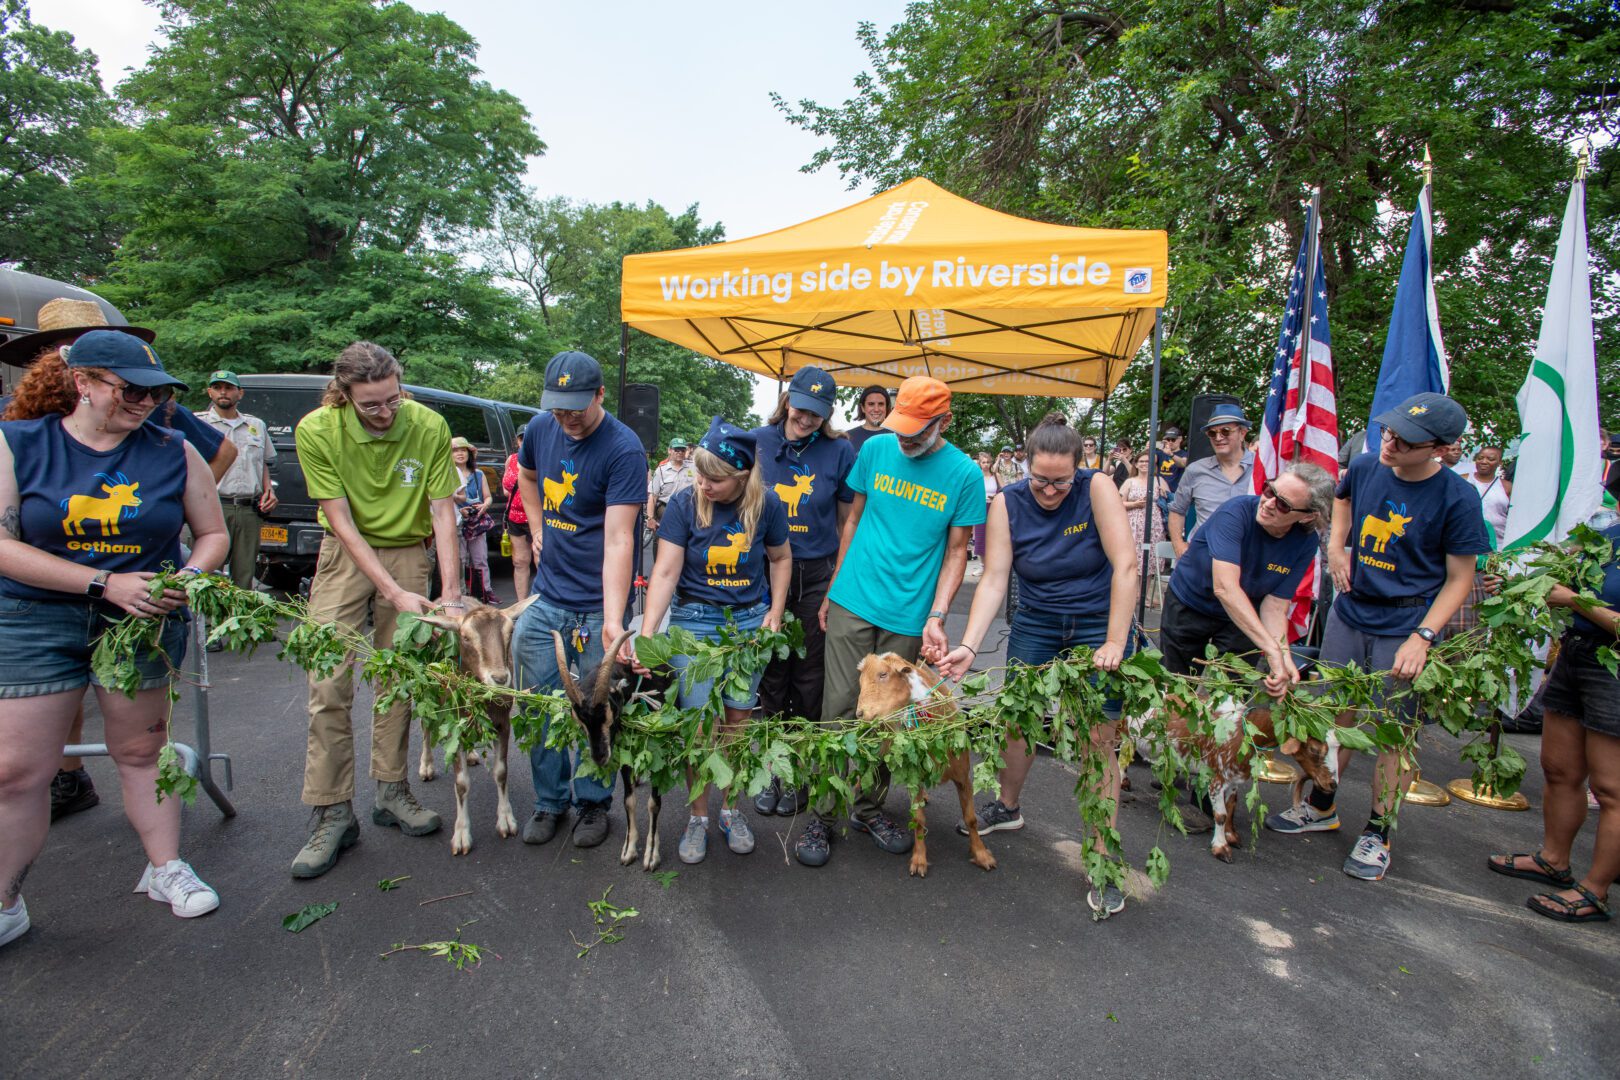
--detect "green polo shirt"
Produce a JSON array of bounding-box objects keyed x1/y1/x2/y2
[{"x1": 294, "y1": 400, "x2": 458, "y2": 547}]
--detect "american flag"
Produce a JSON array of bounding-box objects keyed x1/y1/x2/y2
[{"x1": 1255, "y1": 196, "x2": 1339, "y2": 639}]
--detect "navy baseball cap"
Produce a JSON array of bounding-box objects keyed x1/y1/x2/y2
[
  {"x1": 63, "y1": 330, "x2": 188, "y2": 390},
  {"x1": 1203, "y1": 404, "x2": 1251, "y2": 430},
  {"x1": 787, "y1": 366, "x2": 836, "y2": 419},
  {"x1": 541, "y1": 351, "x2": 604, "y2": 410},
  {"x1": 698, "y1": 416, "x2": 758, "y2": 471},
  {"x1": 1375, "y1": 392, "x2": 1468, "y2": 445}
]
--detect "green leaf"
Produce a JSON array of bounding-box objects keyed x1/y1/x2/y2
[{"x1": 283, "y1": 902, "x2": 338, "y2": 933}]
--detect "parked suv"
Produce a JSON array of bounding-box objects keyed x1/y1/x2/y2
[{"x1": 236, "y1": 374, "x2": 540, "y2": 579}]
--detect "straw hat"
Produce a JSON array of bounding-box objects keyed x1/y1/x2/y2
[
  {"x1": 0, "y1": 297, "x2": 156, "y2": 367},
  {"x1": 450, "y1": 436, "x2": 477, "y2": 453}
]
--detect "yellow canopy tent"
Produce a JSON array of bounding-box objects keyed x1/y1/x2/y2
[{"x1": 619, "y1": 177, "x2": 1168, "y2": 399}]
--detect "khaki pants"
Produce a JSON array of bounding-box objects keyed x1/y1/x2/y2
[
  {"x1": 302, "y1": 536, "x2": 430, "y2": 805},
  {"x1": 812, "y1": 601, "x2": 924, "y2": 825},
  {"x1": 220, "y1": 502, "x2": 260, "y2": 590}
]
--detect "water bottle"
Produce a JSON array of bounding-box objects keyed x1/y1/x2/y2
[{"x1": 500, "y1": 530, "x2": 512, "y2": 558}]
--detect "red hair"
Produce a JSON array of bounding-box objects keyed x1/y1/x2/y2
[{"x1": 3, "y1": 350, "x2": 92, "y2": 420}]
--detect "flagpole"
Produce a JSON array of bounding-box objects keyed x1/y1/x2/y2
[{"x1": 1292, "y1": 190, "x2": 1321, "y2": 462}]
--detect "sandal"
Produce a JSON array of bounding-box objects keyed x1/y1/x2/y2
[
  {"x1": 1487, "y1": 851, "x2": 1574, "y2": 889},
  {"x1": 1526, "y1": 884, "x2": 1612, "y2": 923}
]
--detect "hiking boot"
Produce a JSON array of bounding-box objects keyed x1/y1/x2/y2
[
  {"x1": 1087, "y1": 883, "x2": 1126, "y2": 919},
  {"x1": 850, "y1": 811, "x2": 914, "y2": 854},
  {"x1": 1343, "y1": 832, "x2": 1391, "y2": 882},
  {"x1": 774, "y1": 785, "x2": 808, "y2": 817},
  {"x1": 50, "y1": 767, "x2": 99, "y2": 822},
  {"x1": 573, "y1": 803, "x2": 610, "y2": 848},
  {"x1": 291, "y1": 802, "x2": 359, "y2": 879},
  {"x1": 1265, "y1": 802, "x2": 1340, "y2": 834},
  {"x1": 522, "y1": 810, "x2": 564, "y2": 845},
  {"x1": 795, "y1": 819, "x2": 832, "y2": 867},
  {"x1": 678, "y1": 816, "x2": 709, "y2": 864},
  {"x1": 0, "y1": 896, "x2": 28, "y2": 949},
  {"x1": 719, "y1": 808, "x2": 755, "y2": 855},
  {"x1": 373, "y1": 780, "x2": 441, "y2": 836},
  {"x1": 754, "y1": 777, "x2": 782, "y2": 816},
  {"x1": 956, "y1": 799, "x2": 1023, "y2": 836},
  {"x1": 134, "y1": 859, "x2": 219, "y2": 918}
]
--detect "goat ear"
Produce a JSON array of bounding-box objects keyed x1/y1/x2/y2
[
  {"x1": 857, "y1": 655, "x2": 870, "y2": 672},
  {"x1": 551, "y1": 630, "x2": 584, "y2": 707},
  {"x1": 503, "y1": 593, "x2": 540, "y2": 621},
  {"x1": 1279, "y1": 736, "x2": 1302, "y2": 756},
  {"x1": 416, "y1": 614, "x2": 462, "y2": 632}
]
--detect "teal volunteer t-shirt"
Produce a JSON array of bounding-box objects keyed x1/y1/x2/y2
[{"x1": 827, "y1": 435, "x2": 986, "y2": 636}]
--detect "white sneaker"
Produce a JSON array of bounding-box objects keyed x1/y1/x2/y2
[
  {"x1": 0, "y1": 896, "x2": 29, "y2": 948},
  {"x1": 134, "y1": 859, "x2": 220, "y2": 918}
]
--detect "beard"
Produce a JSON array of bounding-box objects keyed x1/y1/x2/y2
[{"x1": 899, "y1": 427, "x2": 942, "y2": 458}]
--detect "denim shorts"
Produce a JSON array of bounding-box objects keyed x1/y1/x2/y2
[
  {"x1": 1541, "y1": 633, "x2": 1620, "y2": 738},
  {"x1": 0, "y1": 595, "x2": 189, "y2": 698},
  {"x1": 1006, "y1": 604, "x2": 1126, "y2": 720},
  {"x1": 669, "y1": 600, "x2": 769, "y2": 710}
]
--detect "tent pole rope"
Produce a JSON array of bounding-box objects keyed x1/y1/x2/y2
[{"x1": 1139, "y1": 309, "x2": 1163, "y2": 626}]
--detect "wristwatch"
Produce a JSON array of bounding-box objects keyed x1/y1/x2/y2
[
  {"x1": 85, "y1": 570, "x2": 110, "y2": 600},
  {"x1": 1413, "y1": 626, "x2": 1437, "y2": 644},
  {"x1": 927, "y1": 609, "x2": 947, "y2": 623}
]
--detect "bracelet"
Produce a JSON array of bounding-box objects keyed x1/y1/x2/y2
[
  {"x1": 959, "y1": 644, "x2": 978, "y2": 657},
  {"x1": 180, "y1": 565, "x2": 204, "y2": 576}
]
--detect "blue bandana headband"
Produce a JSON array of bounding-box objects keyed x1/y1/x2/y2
[{"x1": 699, "y1": 416, "x2": 757, "y2": 471}]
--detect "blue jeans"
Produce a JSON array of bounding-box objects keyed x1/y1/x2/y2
[
  {"x1": 512, "y1": 596, "x2": 613, "y2": 813},
  {"x1": 1006, "y1": 605, "x2": 1126, "y2": 719},
  {"x1": 669, "y1": 601, "x2": 768, "y2": 710}
]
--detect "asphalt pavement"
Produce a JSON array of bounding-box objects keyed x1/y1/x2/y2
[{"x1": 3, "y1": 561, "x2": 1617, "y2": 1079}]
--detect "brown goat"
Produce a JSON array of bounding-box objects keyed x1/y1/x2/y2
[
  {"x1": 854, "y1": 652, "x2": 997, "y2": 878},
  {"x1": 552, "y1": 630, "x2": 671, "y2": 871},
  {"x1": 1131, "y1": 697, "x2": 1337, "y2": 862},
  {"x1": 417, "y1": 595, "x2": 538, "y2": 855}
]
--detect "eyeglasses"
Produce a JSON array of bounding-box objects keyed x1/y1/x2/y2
[
  {"x1": 1029, "y1": 474, "x2": 1076, "y2": 491},
  {"x1": 354, "y1": 395, "x2": 403, "y2": 415},
  {"x1": 1380, "y1": 429, "x2": 1436, "y2": 454},
  {"x1": 1206, "y1": 426, "x2": 1242, "y2": 440},
  {"x1": 1262, "y1": 482, "x2": 1307, "y2": 515},
  {"x1": 94, "y1": 375, "x2": 173, "y2": 406}
]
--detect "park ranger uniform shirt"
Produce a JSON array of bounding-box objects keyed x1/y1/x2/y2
[
  {"x1": 648, "y1": 458, "x2": 696, "y2": 506},
  {"x1": 294, "y1": 400, "x2": 458, "y2": 547},
  {"x1": 200, "y1": 408, "x2": 276, "y2": 499},
  {"x1": 828, "y1": 435, "x2": 986, "y2": 637},
  {"x1": 750, "y1": 423, "x2": 856, "y2": 562}
]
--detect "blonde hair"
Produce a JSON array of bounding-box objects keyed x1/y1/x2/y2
[{"x1": 692, "y1": 446, "x2": 765, "y2": 546}]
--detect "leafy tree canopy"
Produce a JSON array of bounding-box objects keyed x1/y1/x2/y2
[
  {"x1": 97, "y1": 0, "x2": 545, "y2": 386},
  {"x1": 0, "y1": 0, "x2": 119, "y2": 279},
  {"x1": 776, "y1": 0, "x2": 1619, "y2": 447}
]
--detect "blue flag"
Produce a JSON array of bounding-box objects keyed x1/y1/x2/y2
[{"x1": 1365, "y1": 186, "x2": 1449, "y2": 451}]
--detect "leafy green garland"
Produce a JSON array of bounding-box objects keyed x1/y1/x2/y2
[{"x1": 98, "y1": 525, "x2": 1616, "y2": 894}]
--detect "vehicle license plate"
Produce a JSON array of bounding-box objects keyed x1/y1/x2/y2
[{"x1": 260, "y1": 526, "x2": 288, "y2": 544}]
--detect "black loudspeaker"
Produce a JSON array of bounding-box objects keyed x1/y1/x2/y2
[
  {"x1": 1185, "y1": 393, "x2": 1244, "y2": 462},
  {"x1": 621, "y1": 383, "x2": 660, "y2": 454}
]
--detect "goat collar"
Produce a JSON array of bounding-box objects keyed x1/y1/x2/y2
[{"x1": 902, "y1": 669, "x2": 949, "y2": 729}]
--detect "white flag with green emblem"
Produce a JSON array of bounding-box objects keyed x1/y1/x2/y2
[{"x1": 1503, "y1": 174, "x2": 1600, "y2": 549}]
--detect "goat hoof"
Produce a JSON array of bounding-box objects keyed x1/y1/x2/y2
[
  {"x1": 973, "y1": 851, "x2": 998, "y2": 872},
  {"x1": 1212, "y1": 846, "x2": 1234, "y2": 864},
  {"x1": 1227, "y1": 831, "x2": 1241, "y2": 848},
  {"x1": 452, "y1": 837, "x2": 472, "y2": 856},
  {"x1": 909, "y1": 857, "x2": 929, "y2": 878},
  {"x1": 419, "y1": 766, "x2": 435, "y2": 782}
]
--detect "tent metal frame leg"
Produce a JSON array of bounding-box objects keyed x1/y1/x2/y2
[
  {"x1": 1137, "y1": 310, "x2": 1163, "y2": 627},
  {"x1": 65, "y1": 614, "x2": 236, "y2": 819}
]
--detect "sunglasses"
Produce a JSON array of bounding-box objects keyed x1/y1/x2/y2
[
  {"x1": 1262, "y1": 482, "x2": 1306, "y2": 515},
  {"x1": 94, "y1": 375, "x2": 174, "y2": 406},
  {"x1": 1206, "y1": 425, "x2": 1242, "y2": 439}
]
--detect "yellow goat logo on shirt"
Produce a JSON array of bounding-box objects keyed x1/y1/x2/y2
[
  {"x1": 543, "y1": 466, "x2": 578, "y2": 512},
  {"x1": 61, "y1": 472, "x2": 141, "y2": 536},
  {"x1": 773, "y1": 471, "x2": 815, "y2": 518},
  {"x1": 1358, "y1": 501, "x2": 1412, "y2": 554},
  {"x1": 706, "y1": 530, "x2": 750, "y2": 576}
]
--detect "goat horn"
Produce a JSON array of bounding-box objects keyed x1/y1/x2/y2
[
  {"x1": 551, "y1": 631, "x2": 584, "y2": 707},
  {"x1": 594, "y1": 630, "x2": 636, "y2": 702}
]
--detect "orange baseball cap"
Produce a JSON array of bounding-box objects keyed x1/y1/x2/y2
[{"x1": 882, "y1": 376, "x2": 952, "y2": 436}]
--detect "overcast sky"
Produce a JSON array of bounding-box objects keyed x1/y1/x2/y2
[{"x1": 30, "y1": 0, "x2": 910, "y2": 416}]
